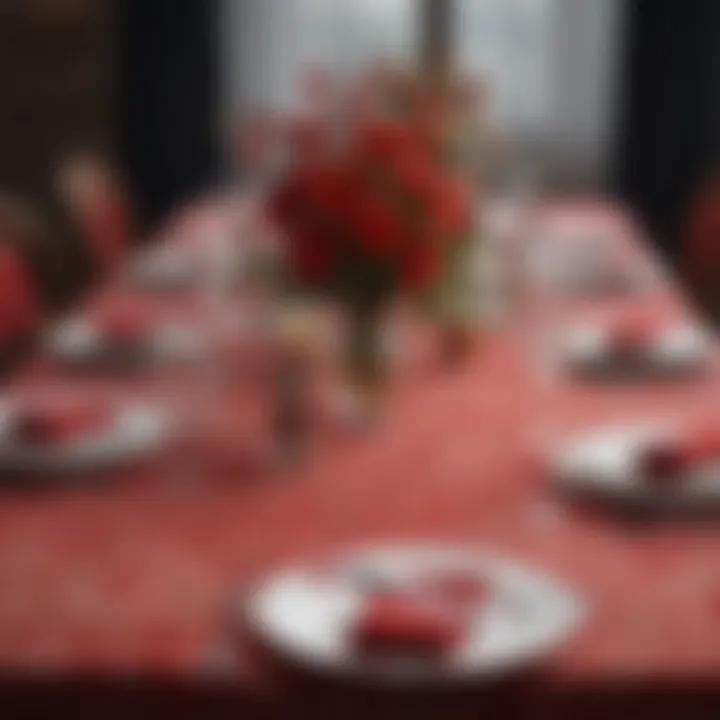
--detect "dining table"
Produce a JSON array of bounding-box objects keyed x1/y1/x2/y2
[{"x1": 0, "y1": 193, "x2": 720, "y2": 719}]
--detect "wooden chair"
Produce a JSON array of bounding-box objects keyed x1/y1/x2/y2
[
  {"x1": 0, "y1": 241, "x2": 41, "y2": 373},
  {"x1": 56, "y1": 155, "x2": 134, "y2": 277},
  {"x1": 0, "y1": 243, "x2": 38, "y2": 340},
  {"x1": 0, "y1": 192, "x2": 85, "y2": 313}
]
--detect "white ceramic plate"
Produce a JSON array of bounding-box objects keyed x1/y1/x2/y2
[
  {"x1": 0, "y1": 400, "x2": 168, "y2": 474},
  {"x1": 554, "y1": 422, "x2": 720, "y2": 509},
  {"x1": 245, "y1": 544, "x2": 585, "y2": 685},
  {"x1": 47, "y1": 319, "x2": 205, "y2": 368},
  {"x1": 561, "y1": 324, "x2": 711, "y2": 379}
]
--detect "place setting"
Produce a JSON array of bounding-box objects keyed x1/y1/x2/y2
[
  {"x1": 239, "y1": 543, "x2": 586, "y2": 687},
  {"x1": 0, "y1": 385, "x2": 169, "y2": 482},
  {"x1": 550, "y1": 305, "x2": 714, "y2": 383},
  {"x1": 548, "y1": 412, "x2": 720, "y2": 517},
  {"x1": 44, "y1": 302, "x2": 209, "y2": 375}
]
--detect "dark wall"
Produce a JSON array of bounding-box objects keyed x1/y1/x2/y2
[
  {"x1": 0, "y1": 0, "x2": 114, "y2": 204},
  {"x1": 615, "y1": 0, "x2": 720, "y2": 259},
  {"x1": 118, "y1": 0, "x2": 220, "y2": 231},
  {"x1": 0, "y1": 0, "x2": 221, "y2": 232}
]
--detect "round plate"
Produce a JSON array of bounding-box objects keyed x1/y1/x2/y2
[
  {"x1": 554, "y1": 422, "x2": 720, "y2": 509},
  {"x1": 0, "y1": 400, "x2": 168, "y2": 474},
  {"x1": 561, "y1": 325, "x2": 711, "y2": 380},
  {"x1": 244, "y1": 544, "x2": 585, "y2": 685},
  {"x1": 47, "y1": 319, "x2": 205, "y2": 369}
]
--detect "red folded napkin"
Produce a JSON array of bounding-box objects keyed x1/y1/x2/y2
[
  {"x1": 640, "y1": 422, "x2": 720, "y2": 482},
  {"x1": 608, "y1": 312, "x2": 664, "y2": 350},
  {"x1": 353, "y1": 594, "x2": 464, "y2": 658},
  {"x1": 12, "y1": 403, "x2": 111, "y2": 445}
]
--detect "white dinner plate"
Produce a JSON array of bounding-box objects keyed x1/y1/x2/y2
[
  {"x1": 47, "y1": 319, "x2": 205, "y2": 369},
  {"x1": 554, "y1": 422, "x2": 720, "y2": 510},
  {"x1": 244, "y1": 544, "x2": 585, "y2": 685},
  {"x1": 0, "y1": 399, "x2": 168, "y2": 475},
  {"x1": 560, "y1": 324, "x2": 711, "y2": 380}
]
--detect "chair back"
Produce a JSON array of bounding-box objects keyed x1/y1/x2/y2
[
  {"x1": 0, "y1": 243, "x2": 39, "y2": 345},
  {"x1": 58, "y1": 157, "x2": 133, "y2": 275}
]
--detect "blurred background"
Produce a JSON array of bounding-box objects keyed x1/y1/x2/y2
[
  {"x1": 0, "y1": 0, "x2": 718, "y2": 278},
  {"x1": 0, "y1": 2, "x2": 720, "y2": 709}
]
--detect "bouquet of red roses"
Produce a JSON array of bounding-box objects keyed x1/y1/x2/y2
[
  {"x1": 258, "y1": 68, "x2": 475, "y2": 386},
  {"x1": 272, "y1": 90, "x2": 471, "y2": 297}
]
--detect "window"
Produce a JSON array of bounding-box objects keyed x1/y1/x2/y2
[
  {"x1": 224, "y1": 0, "x2": 416, "y2": 113},
  {"x1": 455, "y1": 0, "x2": 623, "y2": 187},
  {"x1": 456, "y1": 0, "x2": 555, "y2": 133},
  {"x1": 223, "y1": 0, "x2": 622, "y2": 187}
]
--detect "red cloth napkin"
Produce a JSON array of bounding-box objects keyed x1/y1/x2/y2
[
  {"x1": 641, "y1": 422, "x2": 720, "y2": 481},
  {"x1": 608, "y1": 312, "x2": 665, "y2": 350},
  {"x1": 12, "y1": 403, "x2": 111, "y2": 445},
  {"x1": 354, "y1": 593, "x2": 465, "y2": 658}
]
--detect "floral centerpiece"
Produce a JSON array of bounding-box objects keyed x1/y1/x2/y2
[
  {"x1": 231, "y1": 65, "x2": 488, "y2": 421},
  {"x1": 265, "y1": 69, "x2": 474, "y2": 392}
]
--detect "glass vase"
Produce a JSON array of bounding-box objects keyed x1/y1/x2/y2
[{"x1": 344, "y1": 306, "x2": 385, "y2": 425}]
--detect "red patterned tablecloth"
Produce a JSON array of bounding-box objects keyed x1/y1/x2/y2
[{"x1": 1, "y1": 197, "x2": 720, "y2": 717}]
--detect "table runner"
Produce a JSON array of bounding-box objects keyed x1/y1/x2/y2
[{"x1": 0, "y1": 196, "x2": 719, "y2": 716}]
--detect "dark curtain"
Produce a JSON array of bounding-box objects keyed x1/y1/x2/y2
[
  {"x1": 118, "y1": 0, "x2": 220, "y2": 232},
  {"x1": 614, "y1": 0, "x2": 720, "y2": 260}
]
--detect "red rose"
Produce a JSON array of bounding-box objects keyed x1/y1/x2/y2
[
  {"x1": 289, "y1": 233, "x2": 331, "y2": 283},
  {"x1": 286, "y1": 166, "x2": 353, "y2": 241},
  {"x1": 263, "y1": 72, "x2": 478, "y2": 302},
  {"x1": 353, "y1": 194, "x2": 403, "y2": 256},
  {"x1": 434, "y1": 180, "x2": 474, "y2": 236},
  {"x1": 359, "y1": 121, "x2": 409, "y2": 162},
  {"x1": 299, "y1": 165, "x2": 333, "y2": 209},
  {"x1": 268, "y1": 175, "x2": 303, "y2": 230},
  {"x1": 394, "y1": 149, "x2": 438, "y2": 200},
  {"x1": 402, "y1": 242, "x2": 437, "y2": 290},
  {"x1": 327, "y1": 170, "x2": 364, "y2": 223}
]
